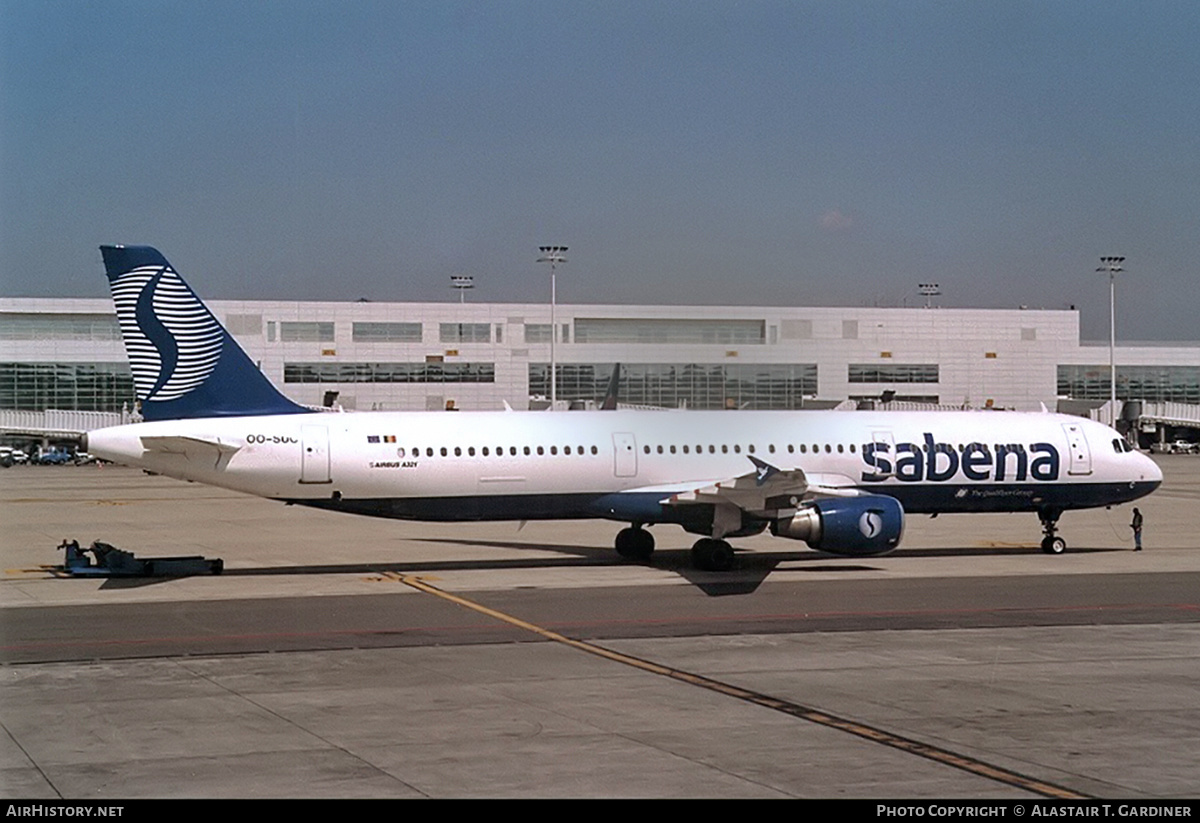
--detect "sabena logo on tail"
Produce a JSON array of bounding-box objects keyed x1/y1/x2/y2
[
  {"x1": 100, "y1": 245, "x2": 309, "y2": 421},
  {"x1": 109, "y1": 259, "x2": 224, "y2": 402}
]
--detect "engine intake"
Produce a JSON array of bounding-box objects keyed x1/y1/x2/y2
[{"x1": 770, "y1": 495, "x2": 904, "y2": 556}]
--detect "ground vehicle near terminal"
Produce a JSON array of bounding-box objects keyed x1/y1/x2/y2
[
  {"x1": 1150, "y1": 440, "x2": 1200, "y2": 455},
  {"x1": 34, "y1": 447, "x2": 74, "y2": 465},
  {"x1": 1, "y1": 448, "x2": 29, "y2": 467},
  {"x1": 84, "y1": 246, "x2": 1162, "y2": 568}
]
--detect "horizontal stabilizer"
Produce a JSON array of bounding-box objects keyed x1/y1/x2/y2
[{"x1": 140, "y1": 435, "x2": 241, "y2": 469}]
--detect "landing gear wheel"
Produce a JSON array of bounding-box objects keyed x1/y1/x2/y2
[
  {"x1": 691, "y1": 538, "x2": 735, "y2": 571},
  {"x1": 615, "y1": 526, "x2": 655, "y2": 561},
  {"x1": 1041, "y1": 536, "x2": 1066, "y2": 555},
  {"x1": 1038, "y1": 507, "x2": 1066, "y2": 555}
]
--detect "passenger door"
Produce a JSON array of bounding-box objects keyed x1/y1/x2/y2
[
  {"x1": 1061, "y1": 422, "x2": 1093, "y2": 476},
  {"x1": 612, "y1": 432, "x2": 638, "y2": 478},
  {"x1": 301, "y1": 425, "x2": 331, "y2": 484}
]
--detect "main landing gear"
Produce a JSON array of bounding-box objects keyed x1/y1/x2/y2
[
  {"x1": 691, "y1": 538, "x2": 735, "y2": 572},
  {"x1": 614, "y1": 525, "x2": 655, "y2": 561},
  {"x1": 613, "y1": 527, "x2": 736, "y2": 571},
  {"x1": 1038, "y1": 508, "x2": 1067, "y2": 554}
]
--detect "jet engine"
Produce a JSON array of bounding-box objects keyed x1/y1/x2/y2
[{"x1": 769, "y1": 495, "x2": 904, "y2": 556}]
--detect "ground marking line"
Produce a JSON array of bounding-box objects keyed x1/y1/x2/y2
[{"x1": 385, "y1": 571, "x2": 1088, "y2": 799}]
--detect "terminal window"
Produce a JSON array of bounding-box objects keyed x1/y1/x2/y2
[
  {"x1": 0, "y1": 362, "x2": 134, "y2": 412},
  {"x1": 849, "y1": 364, "x2": 940, "y2": 383},
  {"x1": 280, "y1": 322, "x2": 335, "y2": 342},
  {"x1": 573, "y1": 318, "x2": 766, "y2": 345},
  {"x1": 440, "y1": 323, "x2": 492, "y2": 344},
  {"x1": 284, "y1": 362, "x2": 495, "y2": 384},
  {"x1": 1057, "y1": 365, "x2": 1200, "y2": 404},
  {"x1": 0, "y1": 313, "x2": 122, "y2": 341},
  {"x1": 353, "y1": 322, "x2": 423, "y2": 342},
  {"x1": 530, "y1": 362, "x2": 817, "y2": 410}
]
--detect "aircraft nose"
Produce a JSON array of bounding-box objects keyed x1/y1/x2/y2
[{"x1": 1141, "y1": 451, "x2": 1163, "y2": 486}]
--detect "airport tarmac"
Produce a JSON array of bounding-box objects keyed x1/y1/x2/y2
[{"x1": 2, "y1": 457, "x2": 1198, "y2": 798}]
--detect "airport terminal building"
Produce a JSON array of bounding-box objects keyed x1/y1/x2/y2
[{"x1": 2, "y1": 295, "x2": 1197, "y2": 418}]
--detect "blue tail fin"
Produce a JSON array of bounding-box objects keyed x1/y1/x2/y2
[{"x1": 100, "y1": 245, "x2": 309, "y2": 421}]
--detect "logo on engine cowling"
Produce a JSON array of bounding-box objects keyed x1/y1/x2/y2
[{"x1": 859, "y1": 510, "x2": 883, "y2": 539}]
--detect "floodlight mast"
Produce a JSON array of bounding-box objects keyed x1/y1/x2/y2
[
  {"x1": 537, "y1": 246, "x2": 568, "y2": 409},
  {"x1": 1096, "y1": 256, "x2": 1125, "y2": 412},
  {"x1": 918, "y1": 282, "x2": 941, "y2": 309},
  {"x1": 450, "y1": 275, "x2": 474, "y2": 304}
]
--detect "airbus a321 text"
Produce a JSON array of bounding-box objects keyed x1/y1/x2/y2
[{"x1": 85, "y1": 246, "x2": 1162, "y2": 570}]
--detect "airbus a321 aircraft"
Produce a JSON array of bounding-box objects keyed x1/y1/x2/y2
[{"x1": 85, "y1": 246, "x2": 1162, "y2": 570}]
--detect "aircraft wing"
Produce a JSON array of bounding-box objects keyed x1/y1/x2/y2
[
  {"x1": 657, "y1": 456, "x2": 861, "y2": 519},
  {"x1": 140, "y1": 435, "x2": 241, "y2": 470}
]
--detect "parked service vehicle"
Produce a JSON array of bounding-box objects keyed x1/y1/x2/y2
[
  {"x1": 34, "y1": 448, "x2": 73, "y2": 465},
  {"x1": 4, "y1": 448, "x2": 30, "y2": 465},
  {"x1": 1170, "y1": 440, "x2": 1200, "y2": 454}
]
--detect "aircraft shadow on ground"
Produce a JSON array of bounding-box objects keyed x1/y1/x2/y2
[{"x1": 85, "y1": 542, "x2": 1124, "y2": 595}]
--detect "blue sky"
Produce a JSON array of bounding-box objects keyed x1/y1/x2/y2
[{"x1": 2, "y1": 0, "x2": 1197, "y2": 341}]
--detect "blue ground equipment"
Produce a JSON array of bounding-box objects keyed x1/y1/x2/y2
[{"x1": 58, "y1": 539, "x2": 223, "y2": 577}]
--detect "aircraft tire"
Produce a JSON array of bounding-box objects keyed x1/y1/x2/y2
[
  {"x1": 692, "y1": 538, "x2": 734, "y2": 572},
  {"x1": 1041, "y1": 536, "x2": 1066, "y2": 555},
  {"x1": 615, "y1": 527, "x2": 654, "y2": 561}
]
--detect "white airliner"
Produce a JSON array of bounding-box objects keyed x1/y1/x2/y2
[{"x1": 85, "y1": 246, "x2": 1162, "y2": 570}]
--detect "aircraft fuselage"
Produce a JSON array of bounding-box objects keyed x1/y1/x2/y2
[{"x1": 87, "y1": 408, "x2": 1161, "y2": 527}]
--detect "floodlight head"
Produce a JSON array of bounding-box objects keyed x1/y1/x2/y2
[{"x1": 537, "y1": 245, "x2": 568, "y2": 264}]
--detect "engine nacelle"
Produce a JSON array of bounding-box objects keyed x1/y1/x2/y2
[{"x1": 769, "y1": 495, "x2": 904, "y2": 556}]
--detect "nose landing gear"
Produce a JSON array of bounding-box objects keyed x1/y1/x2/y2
[{"x1": 1039, "y1": 508, "x2": 1066, "y2": 554}]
